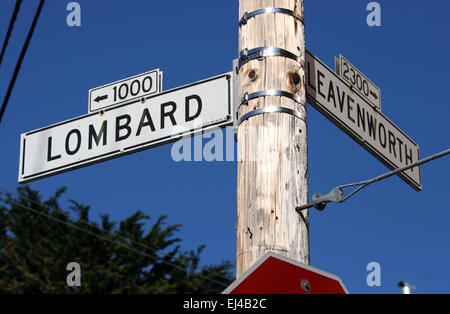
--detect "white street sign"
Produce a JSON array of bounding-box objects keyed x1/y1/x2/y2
[
  {"x1": 306, "y1": 50, "x2": 422, "y2": 191},
  {"x1": 89, "y1": 69, "x2": 163, "y2": 112},
  {"x1": 336, "y1": 55, "x2": 381, "y2": 110},
  {"x1": 19, "y1": 73, "x2": 233, "y2": 183}
]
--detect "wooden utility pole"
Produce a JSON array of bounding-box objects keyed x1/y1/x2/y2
[{"x1": 236, "y1": 0, "x2": 309, "y2": 278}]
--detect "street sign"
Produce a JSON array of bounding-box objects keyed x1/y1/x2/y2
[
  {"x1": 223, "y1": 252, "x2": 348, "y2": 294},
  {"x1": 335, "y1": 55, "x2": 381, "y2": 110},
  {"x1": 19, "y1": 73, "x2": 233, "y2": 184},
  {"x1": 306, "y1": 50, "x2": 422, "y2": 191},
  {"x1": 89, "y1": 69, "x2": 163, "y2": 112}
]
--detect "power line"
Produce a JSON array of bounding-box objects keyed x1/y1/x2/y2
[
  {"x1": 0, "y1": 186, "x2": 232, "y2": 283},
  {"x1": 0, "y1": 0, "x2": 23, "y2": 68},
  {"x1": 0, "y1": 0, "x2": 45, "y2": 124},
  {"x1": 0, "y1": 191, "x2": 230, "y2": 288}
]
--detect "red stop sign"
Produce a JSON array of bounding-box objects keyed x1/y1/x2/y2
[{"x1": 223, "y1": 252, "x2": 348, "y2": 294}]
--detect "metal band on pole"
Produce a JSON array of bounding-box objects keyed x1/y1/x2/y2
[
  {"x1": 238, "y1": 106, "x2": 305, "y2": 126},
  {"x1": 239, "y1": 47, "x2": 300, "y2": 70},
  {"x1": 239, "y1": 7, "x2": 304, "y2": 27},
  {"x1": 241, "y1": 90, "x2": 302, "y2": 106}
]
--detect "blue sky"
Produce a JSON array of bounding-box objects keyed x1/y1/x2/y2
[{"x1": 0, "y1": 0, "x2": 449, "y2": 294}]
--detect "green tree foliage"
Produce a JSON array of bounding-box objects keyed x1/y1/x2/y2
[{"x1": 0, "y1": 186, "x2": 233, "y2": 294}]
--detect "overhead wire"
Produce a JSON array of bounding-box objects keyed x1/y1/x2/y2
[
  {"x1": 296, "y1": 147, "x2": 450, "y2": 212},
  {"x1": 0, "y1": 192, "x2": 230, "y2": 288},
  {"x1": 0, "y1": 0, "x2": 23, "y2": 68},
  {"x1": 336, "y1": 148, "x2": 450, "y2": 202},
  {"x1": 0, "y1": 0, "x2": 45, "y2": 123}
]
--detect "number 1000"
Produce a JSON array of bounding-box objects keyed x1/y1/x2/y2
[{"x1": 112, "y1": 75, "x2": 154, "y2": 102}]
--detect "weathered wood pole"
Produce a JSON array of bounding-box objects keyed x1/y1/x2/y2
[{"x1": 236, "y1": 0, "x2": 309, "y2": 278}]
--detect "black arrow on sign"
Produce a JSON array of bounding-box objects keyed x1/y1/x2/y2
[
  {"x1": 94, "y1": 94, "x2": 108, "y2": 103},
  {"x1": 370, "y1": 90, "x2": 378, "y2": 100}
]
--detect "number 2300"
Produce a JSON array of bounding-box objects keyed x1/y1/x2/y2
[{"x1": 342, "y1": 61, "x2": 370, "y2": 97}]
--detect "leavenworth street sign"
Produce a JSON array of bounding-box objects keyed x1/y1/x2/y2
[
  {"x1": 19, "y1": 73, "x2": 233, "y2": 183},
  {"x1": 306, "y1": 50, "x2": 422, "y2": 191}
]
